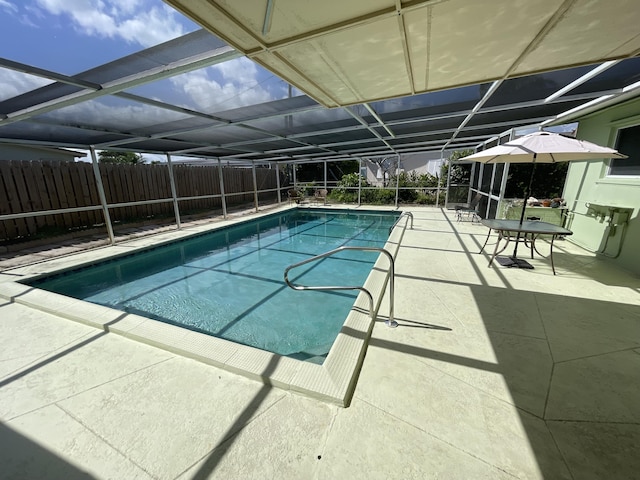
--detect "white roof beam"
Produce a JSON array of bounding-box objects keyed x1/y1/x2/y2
[{"x1": 544, "y1": 60, "x2": 620, "y2": 103}]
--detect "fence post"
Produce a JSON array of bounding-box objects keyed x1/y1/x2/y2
[
  {"x1": 165, "y1": 153, "x2": 181, "y2": 229},
  {"x1": 217, "y1": 158, "x2": 228, "y2": 219},
  {"x1": 90, "y1": 147, "x2": 115, "y2": 244},
  {"x1": 251, "y1": 161, "x2": 259, "y2": 212}
]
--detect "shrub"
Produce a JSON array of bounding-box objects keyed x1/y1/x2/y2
[
  {"x1": 370, "y1": 188, "x2": 396, "y2": 204},
  {"x1": 331, "y1": 172, "x2": 445, "y2": 205},
  {"x1": 416, "y1": 192, "x2": 435, "y2": 205},
  {"x1": 330, "y1": 173, "x2": 369, "y2": 203},
  {"x1": 329, "y1": 190, "x2": 358, "y2": 203},
  {"x1": 300, "y1": 182, "x2": 316, "y2": 196},
  {"x1": 388, "y1": 171, "x2": 441, "y2": 203}
]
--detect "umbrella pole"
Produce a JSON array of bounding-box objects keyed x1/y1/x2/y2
[
  {"x1": 499, "y1": 159, "x2": 537, "y2": 269},
  {"x1": 512, "y1": 160, "x2": 537, "y2": 255}
]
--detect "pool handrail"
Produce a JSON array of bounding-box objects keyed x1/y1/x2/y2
[
  {"x1": 283, "y1": 246, "x2": 397, "y2": 328},
  {"x1": 389, "y1": 211, "x2": 413, "y2": 234}
]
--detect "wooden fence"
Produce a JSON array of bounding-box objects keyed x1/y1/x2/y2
[{"x1": 0, "y1": 160, "x2": 285, "y2": 242}]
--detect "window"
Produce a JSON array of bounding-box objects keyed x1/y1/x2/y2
[{"x1": 610, "y1": 124, "x2": 640, "y2": 176}]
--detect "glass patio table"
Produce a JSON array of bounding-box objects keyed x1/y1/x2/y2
[{"x1": 479, "y1": 219, "x2": 573, "y2": 275}]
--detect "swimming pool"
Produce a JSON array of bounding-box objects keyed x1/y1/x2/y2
[
  {"x1": 4, "y1": 206, "x2": 410, "y2": 405},
  {"x1": 26, "y1": 208, "x2": 400, "y2": 363}
]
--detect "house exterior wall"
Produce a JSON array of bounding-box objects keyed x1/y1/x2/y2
[
  {"x1": 361, "y1": 151, "x2": 443, "y2": 186},
  {"x1": 0, "y1": 145, "x2": 85, "y2": 162},
  {"x1": 563, "y1": 96, "x2": 640, "y2": 275}
]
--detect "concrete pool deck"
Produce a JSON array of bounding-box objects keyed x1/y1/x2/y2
[{"x1": 1, "y1": 206, "x2": 639, "y2": 479}]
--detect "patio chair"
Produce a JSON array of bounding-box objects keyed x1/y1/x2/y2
[
  {"x1": 523, "y1": 216, "x2": 543, "y2": 258},
  {"x1": 455, "y1": 193, "x2": 481, "y2": 222},
  {"x1": 288, "y1": 189, "x2": 301, "y2": 204},
  {"x1": 314, "y1": 188, "x2": 328, "y2": 205}
]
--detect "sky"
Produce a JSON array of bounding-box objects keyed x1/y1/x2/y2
[{"x1": 0, "y1": 0, "x2": 300, "y2": 118}]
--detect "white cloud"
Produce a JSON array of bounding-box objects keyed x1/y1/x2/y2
[
  {"x1": 108, "y1": 0, "x2": 143, "y2": 16},
  {"x1": 35, "y1": 0, "x2": 185, "y2": 47},
  {"x1": 118, "y1": 6, "x2": 186, "y2": 47},
  {"x1": 0, "y1": 0, "x2": 18, "y2": 13},
  {"x1": 171, "y1": 58, "x2": 280, "y2": 112},
  {"x1": 49, "y1": 97, "x2": 187, "y2": 131},
  {"x1": 19, "y1": 5, "x2": 45, "y2": 27},
  {"x1": 36, "y1": 0, "x2": 118, "y2": 39},
  {"x1": 214, "y1": 56, "x2": 260, "y2": 81},
  {"x1": 0, "y1": 70, "x2": 51, "y2": 101}
]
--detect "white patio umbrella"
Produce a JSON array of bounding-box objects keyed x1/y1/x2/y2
[
  {"x1": 459, "y1": 131, "x2": 627, "y2": 268},
  {"x1": 462, "y1": 131, "x2": 626, "y2": 165}
]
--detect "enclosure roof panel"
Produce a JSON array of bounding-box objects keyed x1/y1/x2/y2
[
  {"x1": 165, "y1": 0, "x2": 640, "y2": 108},
  {"x1": 0, "y1": 1, "x2": 639, "y2": 163}
]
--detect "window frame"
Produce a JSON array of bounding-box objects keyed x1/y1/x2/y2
[{"x1": 607, "y1": 117, "x2": 640, "y2": 179}]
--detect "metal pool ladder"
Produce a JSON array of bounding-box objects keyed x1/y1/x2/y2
[
  {"x1": 389, "y1": 211, "x2": 414, "y2": 234},
  {"x1": 284, "y1": 246, "x2": 398, "y2": 328}
]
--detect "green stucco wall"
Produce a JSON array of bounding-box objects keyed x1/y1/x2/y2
[{"x1": 563, "y1": 97, "x2": 640, "y2": 275}]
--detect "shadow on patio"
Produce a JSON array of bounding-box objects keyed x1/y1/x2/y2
[{"x1": 354, "y1": 208, "x2": 640, "y2": 479}]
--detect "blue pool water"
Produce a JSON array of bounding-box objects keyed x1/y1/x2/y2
[{"x1": 27, "y1": 209, "x2": 400, "y2": 362}]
